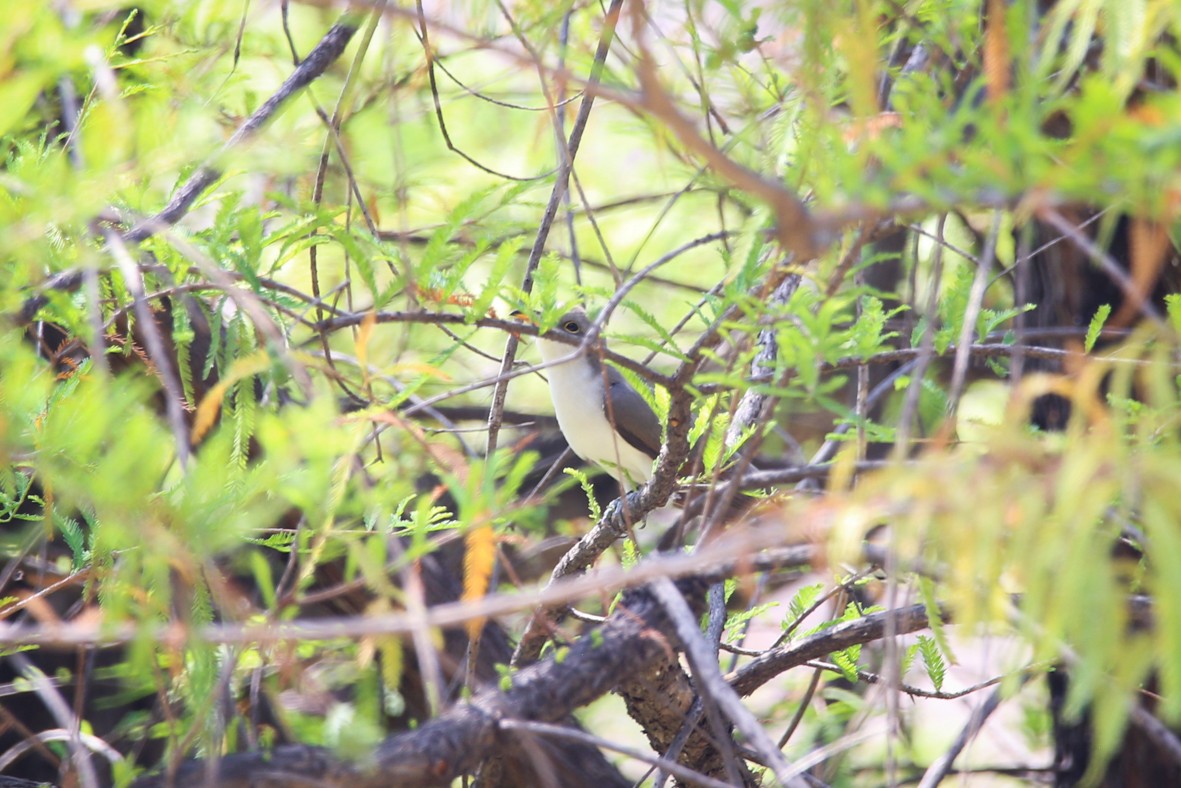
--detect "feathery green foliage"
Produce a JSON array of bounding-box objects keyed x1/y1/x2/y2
[{"x1": 2, "y1": 0, "x2": 1181, "y2": 784}]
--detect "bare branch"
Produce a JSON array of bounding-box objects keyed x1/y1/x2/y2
[
  {"x1": 728, "y1": 603, "x2": 944, "y2": 698},
  {"x1": 133, "y1": 580, "x2": 711, "y2": 788},
  {"x1": 650, "y1": 578, "x2": 809, "y2": 787}
]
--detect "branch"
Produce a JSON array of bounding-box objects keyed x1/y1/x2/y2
[
  {"x1": 917, "y1": 679, "x2": 1023, "y2": 788},
  {"x1": 727, "y1": 602, "x2": 945, "y2": 697},
  {"x1": 499, "y1": 719, "x2": 733, "y2": 788},
  {"x1": 0, "y1": 539, "x2": 816, "y2": 649},
  {"x1": 651, "y1": 578, "x2": 809, "y2": 787},
  {"x1": 125, "y1": 17, "x2": 362, "y2": 243},
  {"x1": 133, "y1": 580, "x2": 710, "y2": 788},
  {"x1": 632, "y1": 44, "x2": 824, "y2": 259},
  {"x1": 18, "y1": 16, "x2": 362, "y2": 325}
]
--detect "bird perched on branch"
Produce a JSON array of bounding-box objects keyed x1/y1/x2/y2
[{"x1": 513, "y1": 308, "x2": 662, "y2": 489}]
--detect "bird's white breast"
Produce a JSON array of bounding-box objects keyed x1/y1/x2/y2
[{"x1": 537, "y1": 338, "x2": 654, "y2": 488}]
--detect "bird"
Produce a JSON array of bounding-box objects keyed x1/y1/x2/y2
[{"x1": 515, "y1": 308, "x2": 663, "y2": 489}]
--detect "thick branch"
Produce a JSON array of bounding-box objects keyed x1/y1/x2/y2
[{"x1": 133, "y1": 580, "x2": 710, "y2": 788}]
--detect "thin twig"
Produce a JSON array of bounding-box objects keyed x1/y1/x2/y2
[
  {"x1": 7, "y1": 653, "x2": 99, "y2": 788},
  {"x1": 125, "y1": 17, "x2": 362, "y2": 244},
  {"x1": 1037, "y1": 208, "x2": 1165, "y2": 326},
  {"x1": 916, "y1": 679, "x2": 1020, "y2": 788},
  {"x1": 0, "y1": 541, "x2": 817, "y2": 649},
  {"x1": 650, "y1": 577, "x2": 808, "y2": 788},
  {"x1": 946, "y1": 211, "x2": 1002, "y2": 416},
  {"x1": 104, "y1": 230, "x2": 192, "y2": 468},
  {"x1": 484, "y1": 0, "x2": 626, "y2": 460},
  {"x1": 499, "y1": 719, "x2": 734, "y2": 788}
]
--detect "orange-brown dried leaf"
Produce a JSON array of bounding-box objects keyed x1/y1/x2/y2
[
  {"x1": 1110, "y1": 219, "x2": 1171, "y2": 329},
  {"x1": 461, "y1": 522, "x2": 497, "y2": 640},
  {"x1": 355, "y1": 310, "x2": 377, "y2": 375},
  {"x1": 191, "y1": 351, "x2": 272, "y2": 444},
  {"x1": 984, "y1": 0, "x2": 1011, "y2": 103}
]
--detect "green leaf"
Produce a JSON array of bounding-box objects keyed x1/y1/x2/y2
[
  {"x1": 531, "y1": 252, "x2": 564, "y2": 316},
  {"x1": 831, "y1": 643, "x2": 861, "y2": 682},
  {"x1": 1166, "y1": 294, "x2": 1181, "y2": 337},
  {"x1": 0, "y1": 72, "x2": 47, "y2": 138},
  {"x1": 1085, "y1": 304, "x2": 1112, "y2": 353},
  {"x1": 901, "y1": 642, "x2": 919, "y2": 678},
  {"x1": 980, "y1": 304, "x2": 1035, "y2": 339},
  {"x1": 250, "y1": 550, "x2": 277, "y2": 609},
  {"x1": 848, "y1": 295, "x2": 902, "y2": 357},
  {"x1": 785, "y1": 583, "x2": 824, "y2": 634},
  {"x1": 469, "y1": 237, "x2": 521, "y2": 322},
  {"x1": 916, "y1": 634, "x2": 947, "y2": 692},
  {"x1": 723, "y1": 601, "x2": 779, "y2": 643},
  {"x1": 622, "y1": 300, "x2": 682, "y2": 357},
  {"x1": 918, "y1": 576, "x2": 957, "y2": 666},
  {"x1": 621, "y1": 537, "x2": 639, "y2": 569},
  {"x1": 563, "y1": 468, "x2": 601, "y2": 522},
  {"x1": 56, "y1": 513, "x2": 88, "y2": 569},
  {"x1": 935, "y1": 265, "x2": 974, "y2": 353}
]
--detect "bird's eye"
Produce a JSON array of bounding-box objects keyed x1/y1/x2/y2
[{"x1": 564, "y1": 321, "x2": 581, "y2": 333}]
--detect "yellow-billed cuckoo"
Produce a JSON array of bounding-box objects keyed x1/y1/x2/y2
[{"x1": 517, "y1": 308, "x2": 662, "y2": 488}]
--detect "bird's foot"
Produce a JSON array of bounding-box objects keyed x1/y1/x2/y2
[{"x1": 603, "y1": 490, "x2": 645, "y2": 532}]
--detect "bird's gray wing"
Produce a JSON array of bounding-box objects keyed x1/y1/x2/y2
[{"x1": 603, "y1": 365, "x2": 663, "y2": 459}]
